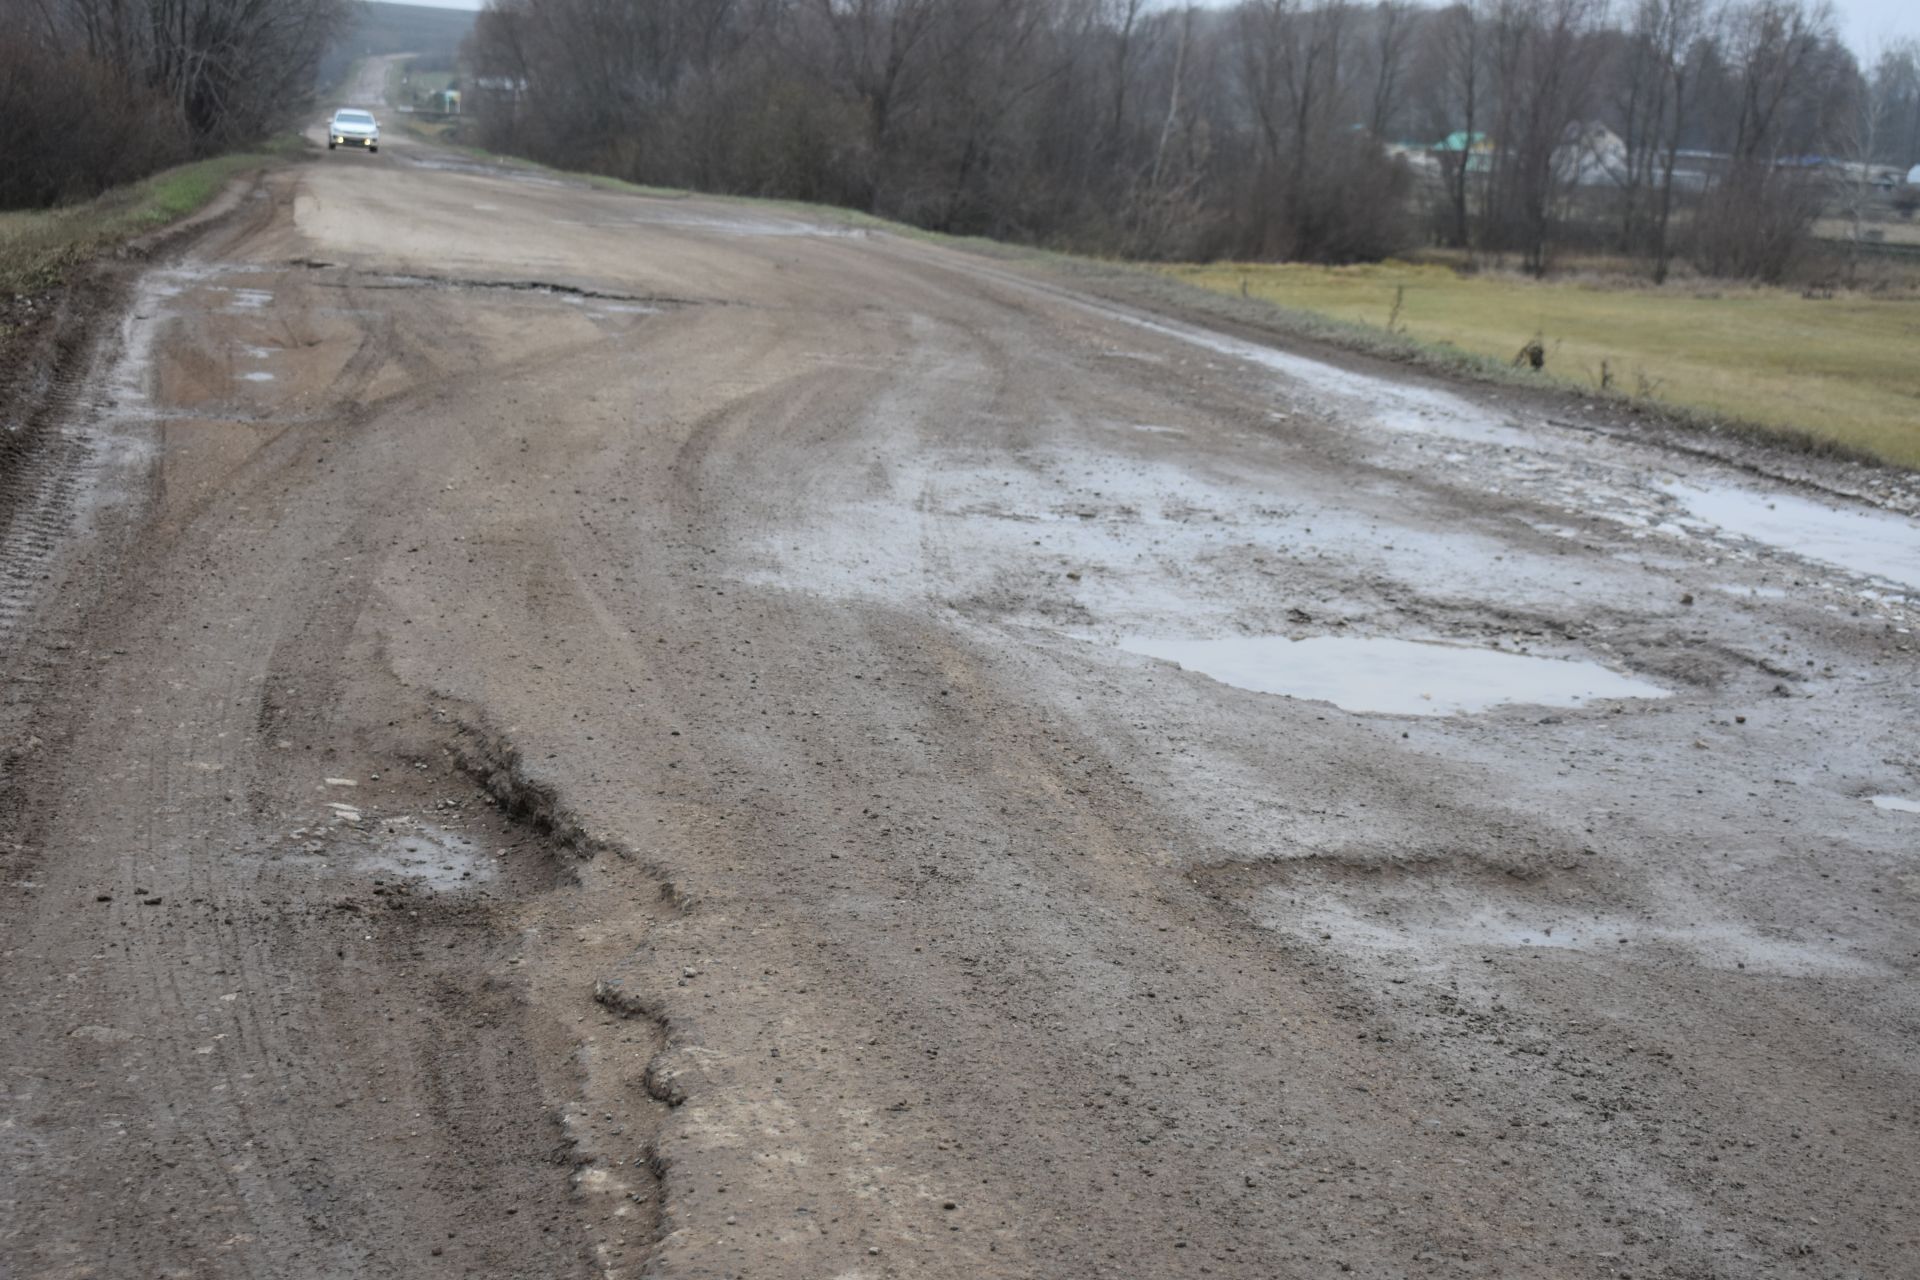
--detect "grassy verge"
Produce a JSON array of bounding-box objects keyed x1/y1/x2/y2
[
  {"x1": 1157, "y1": 260, "x2": 1920, "y2": 469},
  {"x1": 0, "y1": 137, "x2": 305, "y2": 297}
]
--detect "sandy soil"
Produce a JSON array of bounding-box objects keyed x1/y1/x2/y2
[{"x1": 3, "y1": 59, "x2": 1918, "y2": 1280}]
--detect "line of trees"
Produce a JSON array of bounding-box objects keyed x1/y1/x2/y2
[
  {"x1": 3, "y1": 0, "x2": 350, "y2": 209},
  {"x1": 467, "y1": 0, "x2": 1916, "y2": 280}
]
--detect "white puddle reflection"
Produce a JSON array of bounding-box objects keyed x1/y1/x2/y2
[
  {"x1": 362, "y1": 822, "x2": 494, "y2": 889},
  {"x1": 1255, "y1": 887, "x2": 1879, "y2": 977},
  {"x1": 1121, "y1": 634, "x2": 1668, "y2": 716},
  {"x1": 628, "y1": 210, "x2": 861, "y2": 238},
  {"x1": 1661, "y1": 480, "x2": 1920, "y2": 591},
  {"x1": 1118, "y1": 314, "x2": 1527, "y2": 446},
  {"x1": 1869, "y1": 795, "x2": 1920, "y2": 814}
]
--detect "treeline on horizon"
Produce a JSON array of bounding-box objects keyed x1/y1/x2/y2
[{"x1": 465, "y1": 0, "x2": 1920, "y2": 280}]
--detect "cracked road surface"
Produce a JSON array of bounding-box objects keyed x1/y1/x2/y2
[{"x1": 4, "y1": 87, "x2": 1919, "y2": 1280}]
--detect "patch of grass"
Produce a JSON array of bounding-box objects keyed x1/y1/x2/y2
[
  {"x1": 0, "y1": 140, "x2": 304, "y2": 296},
  {"x1": 1159, "y1": 260, "x2": 1920, "y2": 468}
]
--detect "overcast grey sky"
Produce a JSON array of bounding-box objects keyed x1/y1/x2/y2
[
  {"x1": 1840, "y1": 0, "x2": 1920, "y2": 57},
  {"x1": 395, "y1": 0, "x2": 1915, "y2": 60}
]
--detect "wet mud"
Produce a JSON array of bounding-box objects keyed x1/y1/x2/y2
[{"x1": 3, "y1": 70, "x2": 1917, "y2": 1279}]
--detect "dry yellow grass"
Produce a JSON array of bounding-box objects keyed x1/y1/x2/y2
[{"x1": 1160, "y1": 259, "x2": 1920, "y2": 468}]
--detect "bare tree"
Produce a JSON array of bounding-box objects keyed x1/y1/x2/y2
[
  {"x1": 1693, "y1": 0, "x2": 1841, "y2": 280},
  {"x1": 1645, "y1": 0, "x2": 1705, "y2": 282},
  {"x1": 810, "y1": 0, "x2": 942, "y2": 205},
  {"x1": 3, "y1": 0, "x2": 348, "y2": 207},
  {"x1": 1430, "y1": 1, "x2": 1484, "y2": 250},
  {"x1": 1366, "y1": 0, "x2": 1415, "y2": 139},
  {"x1": 1237, "y1": 0, "x2": 1410, "y2": 261}
]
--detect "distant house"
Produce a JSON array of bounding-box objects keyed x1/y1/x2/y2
[
  {"x1": 1555, "y1": 121, "x2": 1628, "y2": 187},
  {"x1": 1430, "y1": 131, "x2": 1494, "y2": 174}
]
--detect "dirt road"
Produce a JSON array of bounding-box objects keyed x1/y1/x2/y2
[{"x1": 4, "y1": 70, "x2": 1919, "y2": 1280}]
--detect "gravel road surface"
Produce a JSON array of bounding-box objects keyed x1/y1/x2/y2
[{"x1": 4, "y1": 61, "x2": 1918, "y2": 1280}]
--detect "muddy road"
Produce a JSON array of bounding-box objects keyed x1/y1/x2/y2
[{"x1": 4, "y1": 80, "x2": 1919, "y2": 1280}]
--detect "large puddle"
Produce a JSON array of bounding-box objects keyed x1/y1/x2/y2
[
  {"x1": 1120, "y1": 634, "x2": 1668, "y2": 716},
  {"x1": 1113, "y1": 311, "x2": 1920, "y2": 597},
  {"x1": 1117, "y1": 314, "x2": 1526, "y2": 446},
  {"x1": 1662, "y1": 480, "x2": 1920, "y2": 592}
]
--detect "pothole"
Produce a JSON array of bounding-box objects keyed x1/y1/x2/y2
[
  {"x1": 1119, "y1": 633, "x2": 1668, "y2": 716},
  {"x1": 360, "y1": 819, "x2": 495, "y2": 889},
  {"x1": 1659, "y1": 478, "x2": 1920, "y2": 591},
  {"x1": 1868, "y1": 795, "x2": 1920, "y2": 815},
  {"x1": 297, "y1": 266, "x2": 694, "y2": 309}
]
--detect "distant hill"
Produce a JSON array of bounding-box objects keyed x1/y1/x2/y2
[{"x1": 319, "y1": 2, "x2": 479, "y2": 87}]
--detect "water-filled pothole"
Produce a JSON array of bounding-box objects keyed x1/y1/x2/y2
[
  {"x1": 1869, "y1": 795, "x2": 1920, "y2": 815},
  {"x1": 1120, "y1": 634, "x2": 1668, "y2": 716},
  {"x1": 1661, "y1": 479, "x2": 1920, "y2": 591},
  {"x1": 361, "y1": 821, "x2": 495, "y2": 890}
]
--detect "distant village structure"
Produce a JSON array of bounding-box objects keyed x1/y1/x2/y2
[{"x1": 1386, "y1": 110, "x2": 1920, "y2": 267}]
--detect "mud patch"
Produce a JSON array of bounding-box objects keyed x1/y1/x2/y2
[
  {"x1": 1119, "y1": 633, "x2": 1667, "y2": 716},
  {"x1": 1230, "y1": 860, "x2": 1883, "y2": 978}
]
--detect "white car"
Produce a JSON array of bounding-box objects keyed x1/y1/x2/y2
[{"x1": 328, "y1": 109, "x2": 379, "y2": 153}]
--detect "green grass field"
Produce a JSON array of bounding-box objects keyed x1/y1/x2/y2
[
  {"x1": 1160, "y1": 260, "x2": 1920, "y2": 468},
  {"x1": 0, "y1": 139, "x2": 303, "y2": 297}
]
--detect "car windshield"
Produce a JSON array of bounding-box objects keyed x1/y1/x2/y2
[{"x1": 336, "y1": 111, "x2": 374, "y2": 125}]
